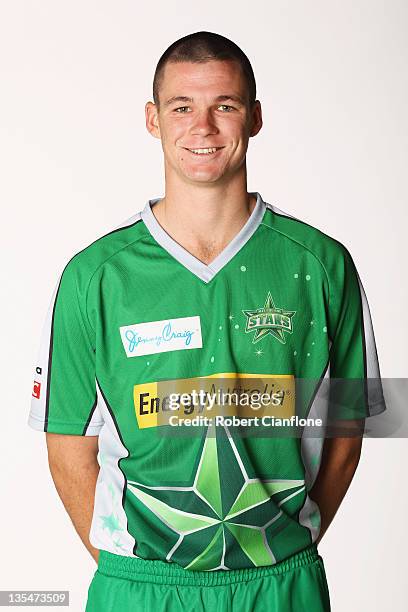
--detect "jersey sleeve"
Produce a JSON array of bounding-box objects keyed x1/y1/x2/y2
[
  {"x1": 28, "y1": 257, "x2": 104, "y2": 436},
  {"x1": 326, "y1": 245, "x2": 387, "y2": 421}
]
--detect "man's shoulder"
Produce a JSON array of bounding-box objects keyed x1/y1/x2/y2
[
  {"x1": 58, "y1": 209, "x2": 148, "y2": 286},
  {"x1": 261, "y1": 200, "x2": 353, "y2": 268}
]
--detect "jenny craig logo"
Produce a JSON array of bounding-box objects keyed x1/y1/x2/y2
[{"x1": 119, "y1": 316, "x2": 202, "y2": 358}]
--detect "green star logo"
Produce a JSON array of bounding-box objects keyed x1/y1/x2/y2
[
  {"x1": 100, "y1": 512, "x2": 123, "y2": 536},
  {"x1": 127, "y1": 421, "x2": 305, "y2": 570},
  {"x1": 242, "y1": 292, "x2": 296, "y2": 344}
]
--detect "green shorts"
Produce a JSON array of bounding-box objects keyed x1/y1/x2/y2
[{"x1": 85, "y1": 543, "x2": 331, "y2": 611}]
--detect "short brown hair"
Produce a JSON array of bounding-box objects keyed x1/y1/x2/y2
[{"x1": 153, "y1": 31, "x2": 257, "y2": 109}]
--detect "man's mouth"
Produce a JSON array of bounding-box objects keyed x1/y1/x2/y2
[{"x1": 184, "y1": 147, "x2": 224, "y2": 155}]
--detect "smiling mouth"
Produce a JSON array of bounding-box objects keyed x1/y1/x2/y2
[{"x1": 184, "y1": 147, "x2": 224, "y2": 156}]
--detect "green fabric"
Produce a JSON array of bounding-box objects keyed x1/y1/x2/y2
[
  {"x1": 44, "y1": 201, "x2": 383, "y2": 433},
  {"x1": 29, "y1": 192, "x2": 385, "y2": 571},
  {"x1": 85, "y1": 546, "x2": 331, "y2": 611}
]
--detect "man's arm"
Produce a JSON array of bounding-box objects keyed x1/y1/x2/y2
[
  {"x1": 45, "y1": 432, "x2": 100, "y2": 564},
  {"x1": 309, "y1": 428, "x2": 363, "y2": 546}
]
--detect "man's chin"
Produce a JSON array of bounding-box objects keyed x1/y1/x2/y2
[
  {"x1": 178, "y1": 166, "x2": 228, "y2": 184},
  {"x1": 183, "y1": 173, "x2": 226, "y2": 185}
]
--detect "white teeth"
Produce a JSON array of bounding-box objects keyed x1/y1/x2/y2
[{"x1": 189, "y1": 147, "x2": 219, "y2": 154}]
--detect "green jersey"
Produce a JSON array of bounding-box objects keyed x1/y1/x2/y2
[{"x1": 28, "y1": 192, "x2": 386, "y2": 570}]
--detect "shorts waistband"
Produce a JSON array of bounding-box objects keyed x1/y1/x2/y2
[{"x1": 97, "y1": 544, "x2": 320, "y2": 586}]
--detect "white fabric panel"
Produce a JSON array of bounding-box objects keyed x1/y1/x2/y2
[
  {"x1": 356, "y1": 272, "x2": 382, "y2": 373},
  {"x1": 298, "y1": 348, "x2": 333, "y2": 542},
  {"x1": 356, "y1": 270, "x2": 386, "y2": 414},
  {"x1": 88, "y1": 380, "x2": 138, "y2": 556},
  {"x1": 28, "y1": 277, "x2": 60, "y2": 430},
  {"x1": 356, "y1": 270, "x2": 381, "y2": 378}
]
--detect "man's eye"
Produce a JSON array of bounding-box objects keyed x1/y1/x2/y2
[{"x1": 174, "y1": 105, "x2": 235, "y2": 113}]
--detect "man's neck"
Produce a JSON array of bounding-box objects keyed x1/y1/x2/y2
[{"x1": 151, "y1": 182, "x2": 257, "y2": 266}]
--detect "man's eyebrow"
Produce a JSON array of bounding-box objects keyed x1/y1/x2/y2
[
  {"x1": 164, "y1": 96, "x2": 193, "y2": 107},
  {"x1": 164, "y1": 95, "x2": 246, "y2": 107},
  {"x1": 216, "y1": 95, "x2": 246, "y2": 106}
]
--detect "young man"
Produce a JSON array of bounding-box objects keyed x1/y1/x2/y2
[{"x1": 28, "y1": 31, "x2": 386, "y2": 611}]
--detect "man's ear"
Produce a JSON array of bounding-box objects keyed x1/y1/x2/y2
[
  {"x1": 145, "y1": 101, "x2": 161, "y2": 139},
  {"x1": 249, "y1": 100, "x2": 263, "y2": 138}
]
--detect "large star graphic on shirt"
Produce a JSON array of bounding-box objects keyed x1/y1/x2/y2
[
  {"x1": 126, "y1": 421, "x2": 305, "y2": 570},
  {"x1": 242, "y1": 292, "x2": 296, "y2": 344}
]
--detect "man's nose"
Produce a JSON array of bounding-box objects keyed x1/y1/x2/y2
[{"x1": 190, "y1": 110, "x2": 219, "y2": 136}]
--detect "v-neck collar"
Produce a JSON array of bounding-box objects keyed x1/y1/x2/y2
[{"x1": 140, "y1": 191, "x2": 267, "y2": 283}]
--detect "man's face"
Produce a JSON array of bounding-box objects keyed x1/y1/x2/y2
[{"x1": 146, "y1": 60, "x2": 262, "y2": 186}]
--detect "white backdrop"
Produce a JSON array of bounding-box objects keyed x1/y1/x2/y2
[{"x1": 1, "y1": 1, "x2": 407, "y2": 610}]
